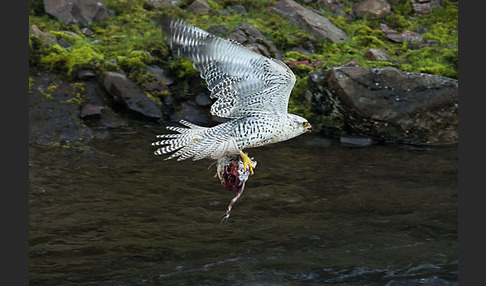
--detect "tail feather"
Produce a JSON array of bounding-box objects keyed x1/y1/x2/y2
[
  {"x1": 152, "y1": 120, "x2": 206, "y2": 157},
  {"x1": 152, "y1": 120, "x2": 236, "y2": 161}
]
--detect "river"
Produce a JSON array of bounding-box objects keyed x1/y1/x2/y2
[{"x1": 29, "y1": 122, "x2": 458, "y2": 285}]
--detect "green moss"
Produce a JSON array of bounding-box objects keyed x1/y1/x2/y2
[
  {"x1": 39, "y1": 42, "x2": 105, "y2": 78},
  {"x1": 400, "y1": 46, "x2": 457, "y2": 78},
  {"x1": 29, "y1": 77, "x2": 35, "y2": 94},
  {"x1": 117, "y1": 50, "x2": 151, "y2": 72},
  {"x1": 168, "y1": 58, "x2": 199, "y2": 79},
  {"x1": 39, "y1": 90, "x2": 53, "y2": 100},
  {"x1": 146, "y1": 92, "x2": 163, "y2": 106},
  {"x1": 47, "y1": 82, "x2": 58, "y2": 92},
  {"x1": 288, "y1": 75, "x2": 312, "y2": 119},
  {"x1": 324, "y1": 1, "x2": 458, "y2": 78},
  {"x1": 65, "y1": 82, "x2": 87, "y2": 104},
  {"x1": 28, "y1": 0, "x2": 458, "y2": 133}
]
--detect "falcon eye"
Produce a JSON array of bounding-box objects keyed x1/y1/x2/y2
[{"x1": 302, "y1": 122, "x2": 309, "y2": 128}]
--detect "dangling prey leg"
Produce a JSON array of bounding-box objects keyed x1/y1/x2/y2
[
  {"x1": 221, "y1": 181, "x2": 247, "y2": 223},
  {"x1": 239, "y1": 151, "x2": 254, "y2": 175}
]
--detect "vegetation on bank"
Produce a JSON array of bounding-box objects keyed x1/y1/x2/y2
[{"x1": 29, "y1": 0, "x2": 458, "y2": 122}]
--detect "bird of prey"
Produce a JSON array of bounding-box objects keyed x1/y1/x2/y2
[{"x1": 152, "y1": 19, "x2": 312, "y2": 174}]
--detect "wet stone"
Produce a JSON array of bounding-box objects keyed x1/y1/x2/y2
[
  {"x1": 77, "y1": 69, "x2": 96, "y2": 80},
  {"x1": 195, "y1": 93, "x2": 212, "y2": 106},
  {"x1": 80, "y1": 104, "x2": 105, "y2": 118},
  {"x1": 57, "y1": 38, "x2": 72, "y2": 48}
]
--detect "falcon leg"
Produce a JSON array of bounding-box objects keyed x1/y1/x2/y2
[{"x1": 239, "y1": 151, "x2": 254, "y2": 175}]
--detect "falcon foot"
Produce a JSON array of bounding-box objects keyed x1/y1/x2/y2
[{"x1": 239, "y1": 151, "x2": 255, "y2": 175}]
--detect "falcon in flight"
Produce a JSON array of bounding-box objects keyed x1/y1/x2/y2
[{"x1": 152, "y1": 20, "x2": 312, "y2": 174}]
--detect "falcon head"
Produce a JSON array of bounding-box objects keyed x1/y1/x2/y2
[{"x1": 289, "y1": 114, "x2": 312, "y2": 134}]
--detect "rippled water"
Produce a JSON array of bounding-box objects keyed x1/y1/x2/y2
[{"x1": 29, "y1": 123, "x2": 458, "y2": 285}]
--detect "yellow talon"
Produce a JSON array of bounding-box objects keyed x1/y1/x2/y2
[{"x1": 239, "y1": 151, "x2": 254, "y2": 175}]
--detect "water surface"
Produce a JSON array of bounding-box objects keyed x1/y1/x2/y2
[{"x1": 29, "y1": 123, "x2": 458, "y2": 285}]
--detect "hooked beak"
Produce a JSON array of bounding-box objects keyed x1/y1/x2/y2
[{"x1": 304, "y1": 122, "x2": 312, "y2": 133}]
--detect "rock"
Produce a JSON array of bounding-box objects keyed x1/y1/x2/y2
[
  {"x1": 145, "y1": 0, "x2": 181, "y2": 8},
  {"x1": 29, "y1": 73, "x2": 128, "y2": 146},
  {"x1": 411, "y1": 0, "x2": 442, "y2": 15},
  {"x1": 352, "y1": 0, "x2": 391, "y2": 19},
  {"x1": 82, "y1": 81, "x2": 129, "y2": 129},
  {"x1": 77, "y1": 69, "x2": 97, "y2": 80},
  {"x1": 170, "y1": 102, "x2": 211, "y2": 126},
  {"x1": 272, "y1": 0, "x2": 348, "y2": 43},
  {"x1": 227, "y1": 4, "x2": 247, "y2": 15},
  {"x1": 29, "y1": 73, "x2": 94, "y2": 146},
  {"x1": 380, "y1": 23, "x2": 423, "y2": 43},
  {"x1": 147, "y1": 65, "x2": 173, "y2": 85},
  {"x1": 80, "y1": 103, "x2": 105, "y2": 118},
  {"x1": 43, "y1": 0, "x2": 108, "y2": 26},
  {"x1": 195, "y1": 93, "x2": 213, "y2": 106},
  {"x1": 228, "y1": 23, "x2": 283, "y2": 61},
  {"x1": 364, "y1": 48, "x2": 392, "y2": 62},
  {"x1": 317, "y1": 0, "x2": 344, "y2": 12},
  {"x1": 103, "y1": 72, "x2": 163, "y2": 119},
  {"x1": 30, "y1": 72, "x2": 130, "y2": 147},
  {"x1": 57, "y1": 38, "x2": 72, "y2": 48},
  {"x1": 207, "y1": 25, "x2": 229, "y2": 37},
  {"x1": 80, "y1": 27, "x2": 94, "y2": 36},
  {"x1": 316, "y1": 0, "x2": 348, "y2": 18},
  {"x1": 342, "y1": 59, "x2": 360, "y2": 67},
  {"x1": 60, "y1": 30, "x2": 81, "y2": 39},
  {"x1": 286, "y1": 60, "x2": 323, "y2": 68},
  {"x1": 187, "y1": 0, "x2": 210, "y2": 14},
  {"x1": 29, "y1": 24, "x2": 57, "y2": 45},
  {"x1": 145, "y1": 82, "x2": 168, "y2": 92},
  {"x1": 307, "y1": 66, "x2": 458, "y2": 145}
]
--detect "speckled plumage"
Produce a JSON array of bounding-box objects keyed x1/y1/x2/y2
[{"x1": 152, "y1": 20, "x2": 312, "y2": 161}]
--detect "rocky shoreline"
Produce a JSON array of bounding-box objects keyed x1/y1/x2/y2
[{"x1": 29, "y1": 0, "x2": 458, "y2": 148}]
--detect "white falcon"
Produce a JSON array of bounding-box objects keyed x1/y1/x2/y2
[{"x1": 152, "y1": 19, "x2": 312, "y2": 174}]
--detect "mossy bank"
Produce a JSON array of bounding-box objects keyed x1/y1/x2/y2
[{"x1": 29, "y1": 0, "x2": 458, "y2": 143}]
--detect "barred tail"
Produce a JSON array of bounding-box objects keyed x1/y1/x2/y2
[{"x1": 152, "y1": 120, "x2": 236, "y2": 161}]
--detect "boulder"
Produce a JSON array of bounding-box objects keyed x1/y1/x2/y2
[
  {"x1": 103, "y1": 72, "x2": 163, "y2": 119},
  {"x1": 207, "y1": 25, "x2": 230, "y2": 37},
  {"x1": 307, "y1": 66, "x2": 458, "y2": 145},
  {"x1": 77, "y1": 69, "x2": 97, "y2": 80},
  {"x1": 170, "y1": 102, "x2": 211, "y2": 126},
  {"x1": 411, "y1": 0, "x2": 442, "y2": 14},
  {"x1": 43, "y1": 0, "x2": 108, "y2": 26},
  {"x1": 29, "y1": 25, "x2": 57, "y2": 45},
  {"x1": 187, "y1": 0, "x2": 210, "y2": 14},
  {"x1": 80, "y1": 103, "x2": 105, "y2": 118},
  {"x1": 29, "y1": 73, "x2": 127, "y2": 146},
  {"x1": 317, "y1": 0, "x2": 349, "y2": 18},
  {"x1": 145, "y1": 0, "x2": 181, "y2": 8},
  {"x1": 271, "y1": 0, "x2": 348, "y2": 43},
  {"x1": 29, "y1": 73, "x2": 93, "y2": 146},
  {"x1": 364, "y1": 48, "x2": 392, "y2": 62},
  {"x1": 227, "y1": 4, "x2": 247, "y2": 15},
  {"x1": 147, "y1": 65, "x2": 173, "y2": 85},
  {"x1": 352, "y1": 0, "x2": 391, "y2": 19},
  {"x1": 228, "y1": 23, "x2": 283, "y2": 61},
  {"x1": 380, "y1": 23, "x2": 423, "y2": 43},
  {"x1": 317, "y1": 0, "x2": 345, "y2": 12}
]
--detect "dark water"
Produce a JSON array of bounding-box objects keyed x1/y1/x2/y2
[{"x1": 29, "y1": 123, "x2": 458, "y2": 285}]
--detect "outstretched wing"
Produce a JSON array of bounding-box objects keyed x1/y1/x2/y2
[{"x1": 162, "y1": 19, "x2": 296, "y2": 118}]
